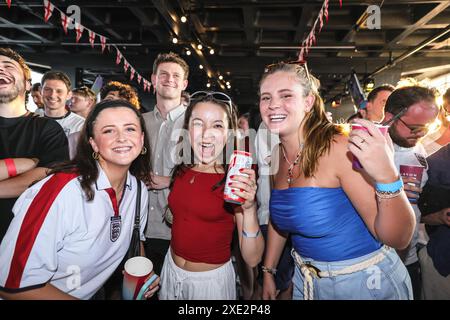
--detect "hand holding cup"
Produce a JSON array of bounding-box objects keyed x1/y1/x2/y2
[{"x1": 348, "y1": 119, "x2": 398, "y2": 183}]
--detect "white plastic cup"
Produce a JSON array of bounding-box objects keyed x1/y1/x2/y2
[{"x1": 122, "y1": 256, "x2": 157, "y2": 300}]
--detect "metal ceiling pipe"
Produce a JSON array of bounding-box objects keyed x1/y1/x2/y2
[{"x1": 367, "y1": 24, "x2": 450, "y2": 79}]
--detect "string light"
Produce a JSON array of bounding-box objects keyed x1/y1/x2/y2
[
  {"x1": 186, "y1": 49, "x2": 191, "y2": 55},
  {"x1": 197, "y1": 44, "x2": 203, "y2": 50},
  {"x1": 181, "y1": 16, "x2": 187, "y2": 23},
  {"x1": 209, "y1": 48, "x2": 215, "y2": 55},
  {"x1": 172, "y1": 37, "x2": 178, "y2": 44},
  {"x1": 206, "y1": 83, "x2": 211, "y2": 88},
  {"x1": 199, "y1": 64, "x2": 204, "y2": 69},
  {"x1": 219, "y1": 75, "x2": 223, "y2": 80}
]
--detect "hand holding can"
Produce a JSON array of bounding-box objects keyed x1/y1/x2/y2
[{"x1": 224, "y1": 151, "x2": 253, "y2": 205}]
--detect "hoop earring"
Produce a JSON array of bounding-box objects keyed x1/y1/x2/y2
[
  {"x1": 92, "y1": 151, "x2": 99, "y2": 160},
  {"x1": 141, "y1": 146, "x2": 147, "y2": 155}
]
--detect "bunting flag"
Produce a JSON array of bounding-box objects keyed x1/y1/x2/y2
[
  {"x1": 6, "y1": 0, "x2": 11, "y2": 8},
  {"x1": 115, "y1": 48, "x2": 122, "y2": 65},
  {"x1": 88, "y1": 29, "x2": 96, "y2": 48},
  {"x1": 318, "y1": 9, "x2": 324, "y2": 32},
  {"x1": 43, "y1": 0, "x2": 54, "y2": 23},
  {"x1": 39, "y1": 0, "x2": 152, "y2": 94},
  {"x1": 100, "y1": 35, "x2": 106, "y2": 52},
  {"x1": 340, "y1": 0, "x2": 342, "y2": 7},
  {"x1": 298, "y1": 46, "x2": 305, "y2": 62},
  {"x1": 297, "y1": 0, "x2": 338, "y2": 61},
  {"x1": 60, "y1": 11, "x2": 70, "y2": 34},
  {"x1": 74, "y1": 22, "x2": 84, "y2": 42}
]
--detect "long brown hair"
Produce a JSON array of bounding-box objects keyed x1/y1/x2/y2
[
  {"x1": 259, "y1": 62, "x2": 342, "y2": 177},
  {"x1": 50, "y1": 99, "x2": 152, "y2": 200}
]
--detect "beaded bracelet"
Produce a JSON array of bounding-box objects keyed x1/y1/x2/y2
[
  {"x1": 261, "y1": 266, "x2": 277, "y2": 275},
  {"x1": 375, "y1": 186, "x2": 404, "y2": 199}
]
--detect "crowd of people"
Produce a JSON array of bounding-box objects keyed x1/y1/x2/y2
[{"x1": 0, "y1": 47, "x2": 449, "y2": 300}]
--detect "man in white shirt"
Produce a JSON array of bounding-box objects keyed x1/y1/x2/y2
[
  {"x1": 41, "y1": 71, "x2": 84, "y2": 136},
  {"x1": 383, "y1": 86, "x2": 439, "y2": 299},
  {"x1": 142, "y1": 52, "x2": 189, "y2": 276}
]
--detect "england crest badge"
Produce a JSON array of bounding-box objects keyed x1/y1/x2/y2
[{"x1": 110, "y1": 216, "x2": 122, "y2": 242}]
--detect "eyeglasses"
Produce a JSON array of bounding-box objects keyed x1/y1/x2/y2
[
  {"x1": 264, "y1": 60, "x2": 311, "y2": 83},
  {"x1": 396, "y1": 117, "x2": 430, "y2": 135},
  {"x1": 190, "y1": 90, "x2": 234, "y2": 112}
]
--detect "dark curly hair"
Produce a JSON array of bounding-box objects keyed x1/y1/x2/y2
[{"x1": 100, "y1": 81, "x2": 140, "y2": 110}]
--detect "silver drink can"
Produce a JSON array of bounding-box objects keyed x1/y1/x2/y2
[{"x1": 224, "y1": 150, "x2": 252, "y2": 204}]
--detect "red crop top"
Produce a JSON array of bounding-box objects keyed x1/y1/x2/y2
[{"x1": 168, "y1": 168, "x2": 235, "y2": 264}]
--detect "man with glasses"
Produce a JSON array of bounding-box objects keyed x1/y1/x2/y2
[
  {"x1": 142, "y1": 52, "x2": 189, "y2": 277},
  {"x1": 383, "y1": 85, "x2": 439, "y2": 299},
  {"x1": 422, "y1": 88, "x2": 450, "y2": 156}
]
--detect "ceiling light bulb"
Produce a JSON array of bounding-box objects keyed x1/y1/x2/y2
[
  {"x1": 197, "y1": 44, "x2": 203, "y2": 50},
  {"x1": 226, "y1": 81, "x2": 230, "y2": 86},
  {"x1": 219, "y1": 75, "x2": 223, "y2": 80},
  {"x1": 209, "y1": 49, "x2": 215, "y2": 55},
  {"x1": 199, "y1": 65, "x2": 204, "y2": 69},
  {"x1": 206, "y1": 83, "x2": 211, "y2": 88},
  {"x1": 172, "y1": 37, "x2": 178, "y2": 44},
  {"x1": 186, "y1": 49, "x2": 191, "y2": 55},
  {"x1": 181, "y1": 16, "x2": 187, "y2": 23}
]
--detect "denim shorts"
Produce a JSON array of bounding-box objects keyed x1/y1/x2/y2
[{"x1": 292, "y1": 246, "x2": 413, "y2": 300}]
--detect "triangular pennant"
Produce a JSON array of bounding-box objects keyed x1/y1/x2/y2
[
  {"x1": 137, "y1": 74, "x2": 142, "y2": 84},
  {"x1": 6, "y1": 0, "x2": 11, "y2": 8},
  {"x1": 116, "y1": 48, "x2": 122, "y2": 65},
  {"x1": 130, "y1": 68, "x2": 135, "y2": 81},
  {"x1": 88, "y1": 29, "x2": 96, "y2": 48},
  {"x1": 123, "y1": 60, "x2": 129, "y2": 73},
  {"x1": 75, "y1": 22, "x2": 84, "y2": 42},
  {"x1": 339, "y1": 0, "x2": 342, "y2": 7},
  {"x1": 143, "y1": 81, "x2": 147, "y2": 92},
  {"x1": 100, "y1": 36, "x2": 106, "y2": 52},
  {"x1": 324, "y1": 0, "x2": 329, "y2": 22},
  {"x1": 319, "y1": 9, "x2": 324, "y2": 32},
  {"x1": 43, "y1": 0, "x2": 54, "y2": 23},
  {"x1": 298, "y1": 46, "x2": 305, "y2": 62},
  {"x1": 60, "y1": 11, "x2": 70, "y2": 34}
]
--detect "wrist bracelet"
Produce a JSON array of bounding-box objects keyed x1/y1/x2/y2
[
  {"x1": 375, "y1": 177, "x2": 403, "y2": 193},
  {"x1": 376, "y1": 186, "x2": 404, "y2": 199},
  {"x1": 4, "y1": 158, "x2": 17, "y2": 178},
  {"x1": 242, "y1": 229, "x2": 261, "y2": 238},
  {"x1": 261, "y1": 266, "x2": 277, "y2": 275}
]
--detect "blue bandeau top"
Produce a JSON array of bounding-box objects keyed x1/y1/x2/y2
[{"x1": 270, "y1": 187, "x2": 382, "y2": 261}]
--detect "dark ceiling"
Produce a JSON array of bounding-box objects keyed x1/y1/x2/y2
[{"x1": 1, "y1": 0, "x2": 450, "y2": 112}]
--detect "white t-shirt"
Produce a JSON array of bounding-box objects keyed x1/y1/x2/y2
[
  {"x1": 46, "y1": 111, "x2": 85, "y2": 137},
  {"x1": 393, "y1": 143, "x2": 428, "y2": 266},
  {"x1": 0, "y1": 167, "x2": 148, "y2": 299}
]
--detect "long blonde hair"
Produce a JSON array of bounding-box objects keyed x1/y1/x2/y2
[{"x1": 260, "y1": 62, "x2": 343, "y2": 177}]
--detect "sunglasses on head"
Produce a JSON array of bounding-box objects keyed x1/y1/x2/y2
[
  {"x1": 264, "y1": 60, "x2": 311, "y2": 83},
  {"x1": 190, "y1": 90, "x2": 234, "y2": 111}
]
